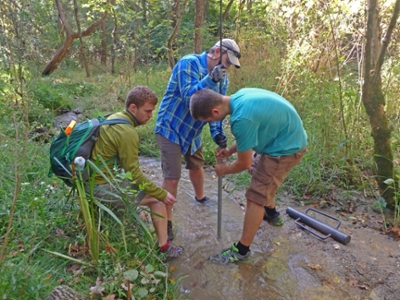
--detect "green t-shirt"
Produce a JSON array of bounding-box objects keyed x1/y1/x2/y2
[{"x1": 230, "y1": 88, "x2": 307, "y2": 156}]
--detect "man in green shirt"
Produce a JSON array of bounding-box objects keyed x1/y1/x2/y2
[{"x1": 91, "y1": 86, "x2": 183, "y2": 260}]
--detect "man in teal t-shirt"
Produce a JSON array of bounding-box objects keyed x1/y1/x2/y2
[{"x1": 190, "y1": 88, "x2": 307, "y2": 264}]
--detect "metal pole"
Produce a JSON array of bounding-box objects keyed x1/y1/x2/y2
[
  {"x1": 286, "y1": 207, "x2": 351, "y2": 245},
  {"x1": 217, "y1": 0, "x2": 223, "y2": 240}
]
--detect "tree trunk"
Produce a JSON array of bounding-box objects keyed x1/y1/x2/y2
[
  {"x1": 194, "y1": 0, "x2": 205, "y2": 53},
  {"x1": 73, "y1": 0, "x2": 90, "y2": 78},
  {"x1": 111, "y1": 8, "x2": 117, "y2": 74},
  {"x1": 100, "y1": 19, "x2": 107, "y2": 65},
  {"x1": 41, "y1": 0, "x2": 113, "y2": 76},
  {"x1": 235, "y1": 0, "x2": 246, "y2": 40},
  {"x1": 223, "y1": 0, "x2": 235, "y2": 22},
  {"x1": 167, "y1": 0, "x2": 189, "y2": 70},
  {"x1": 362, "y1": 0, "x2": 400, "y2": 208}
]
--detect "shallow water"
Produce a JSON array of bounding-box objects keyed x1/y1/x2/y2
[{"x1": 139, "y1": 157, "x2": 354, "y2": 300}]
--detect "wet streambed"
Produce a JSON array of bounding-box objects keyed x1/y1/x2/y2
[{"x1": 140, "y1": 157, "x2": 354, "y2": 300}]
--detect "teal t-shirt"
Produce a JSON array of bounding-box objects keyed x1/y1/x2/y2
[{"x1": 230, "y1": 88, "x2": 307, "y2": 156}]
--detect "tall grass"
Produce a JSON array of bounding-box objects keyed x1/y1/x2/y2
[{"x1": 0, "y1": 68, "x2": 181, "y2": 299}]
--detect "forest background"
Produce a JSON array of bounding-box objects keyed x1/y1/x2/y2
[{"x1": 1, "y1": 0, "x2": 400, "y2": 299}]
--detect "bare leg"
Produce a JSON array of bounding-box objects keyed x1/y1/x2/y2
[
  {"x1": 239, "y1": 200, "x2": 264, "y2": 247},
  {"x1": 139, "y1": 196, "x2": 168, "y2": 247},
  {"x1": 161, "y1": 178, "x2": 179, "y2": 220},
  {"x1": 189, "y1": 168, "x2": 204, "y2": 199}
]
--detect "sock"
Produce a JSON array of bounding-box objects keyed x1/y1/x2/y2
[
  {"x1": 235, "y1": 241, "x2": 250, "y2": 256},
  {"x1": 265, "y1": 206, "x2": 277, "y2": 217},
  {"x1": 160, "y1": 240, "x2": 171, "y2": 252},
  {"x1": 168, "y1": 220, "x2": 172, "y2": 227}
]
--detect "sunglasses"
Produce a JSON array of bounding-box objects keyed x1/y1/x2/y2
[{"x1": 222, "y1": 46, "x2": 241, "y2": 59}]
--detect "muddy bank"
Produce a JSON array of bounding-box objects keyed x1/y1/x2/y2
[{"x1": 140, "y1": 157, "x2": 400, "y2": 300}]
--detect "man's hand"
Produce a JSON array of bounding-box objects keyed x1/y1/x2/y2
[
  {"x1": 213, "y1": 133, "x2": 227, "y2": 148},
  {"x1": 210, "y1": 64, "x2": 227, "y2": 83},
  {"x1": 162, "y1": 192, "x2": 177, "y2": 205},
  {"x1": 214, "y1": 161, "x2": 228, "y2": 176},
  {"x1": 215, "y1": 147, "x2": 232, "y2": 160}
]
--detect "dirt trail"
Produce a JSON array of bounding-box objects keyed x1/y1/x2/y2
[{"x1": 140, "y1": 157, "x2": 400, "y2": 300}]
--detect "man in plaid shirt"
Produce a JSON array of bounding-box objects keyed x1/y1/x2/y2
[{"x1": 154, "y1": 39, "x2": 241, "y2": 240}]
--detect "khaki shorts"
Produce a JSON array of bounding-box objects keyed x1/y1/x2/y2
[
  {"x1": 155, "y1": 134, "x2": 204, "y2": 179},
  {"x1": 92, "y1": 180, "x2": 146, "y2": 210},
  {"x1": 245, "y1": 148, "x2": 307, "y2": 208}
]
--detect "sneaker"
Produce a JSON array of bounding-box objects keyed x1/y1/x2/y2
[
  {"x1": 263, "y1": 209, "x2": 283, "y2": 226},
  {"x1": 195, "y1": 196, "x2": 209, "y2": 203},
  {"x1": 167, "y1": 220, "x2": 174, "y2": 241},
  {"x1": 209, "y1": 243, "x2": 250, "y2": 265},
  {"x1": 160, "y1": 241, "x2": 184, "y2": 261}
]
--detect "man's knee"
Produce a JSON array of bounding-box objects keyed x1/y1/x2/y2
[{"x1": 164, "y1": 178, "x2": 180, "y2": 187}]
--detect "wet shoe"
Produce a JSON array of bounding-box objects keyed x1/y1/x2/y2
[
  {"x1": 263, "y1": 209, "x2": 283, "y2": 226},
  {"x1": 209, "y1": 243, "x2": 250, "y2": 265},
  {"x1": 167, "y1": 220, "x2": 174, "y2": 241},
  {"x1": 195, "y1": 196, "x2": 209, "y2": 203},
  {"x1": 160, "y1": 241, "x2": 183, "y2": 261}
]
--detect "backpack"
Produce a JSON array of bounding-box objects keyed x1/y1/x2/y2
[{"x1": 48, "y1": 115, "x2": 132, "y2": 186}]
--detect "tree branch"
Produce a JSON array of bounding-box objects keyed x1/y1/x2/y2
[{"x1": 375, "y1": 0, "x2": 400, "y2": 76}]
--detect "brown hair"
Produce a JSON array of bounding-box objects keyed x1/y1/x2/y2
[
  {"x1": 190, "y1": 89, "x2": 223, "y2": 119},
  {"x1": 126, "y1": 86, "x2": 158, "y2": 109}
]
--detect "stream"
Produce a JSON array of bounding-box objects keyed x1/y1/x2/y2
[{"x1": 139, "y1": 157, "x2": 355, "y2": 300}]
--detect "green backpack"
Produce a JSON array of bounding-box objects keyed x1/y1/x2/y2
[{"x1": 48, "y1": 116, "x2": 132, "y2": 186}]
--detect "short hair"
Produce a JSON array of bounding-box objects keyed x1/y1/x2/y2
[
  {"x1": 126, "y1": 86, "x2": 158, "y2": 109},
  {"x1": 190, "y1": 89, "x2": 223, "y2": 120}
]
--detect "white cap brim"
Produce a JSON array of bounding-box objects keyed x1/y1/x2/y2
[{"x1": 227, "y1": 50, "x2": 240, "y2": 68}]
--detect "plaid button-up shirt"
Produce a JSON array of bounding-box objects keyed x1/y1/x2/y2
[{"x1": 154, "y1": 51, "x2": 228, "y2": 155}]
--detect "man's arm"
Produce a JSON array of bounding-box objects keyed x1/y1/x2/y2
[
  {"x1": 214, "y1": 148, "x2": 253, "y2": 176},
  {"x1": 177, "y1": 56, "x2": 226, "y2": 108},
  {"x1": 117, "y1": 127, "x2": 167, "y2": 201},
  {"x1": 209, "y1": 77, "x2": 228, "y2": 139}
]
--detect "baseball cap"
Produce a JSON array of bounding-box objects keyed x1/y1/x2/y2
[{"x1": 214, "y1": 39, "x2": 241, "y2": 68}]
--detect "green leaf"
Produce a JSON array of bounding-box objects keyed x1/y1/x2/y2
[
  {"x1": 145, "y1": 264, "x2": 154, "y2": 273},
  {"x1": 124, "y1": 171, "x2": 133, "y2": 180},
  {"x1": 136, "y1": 287, "x2": 148, "y2": 298},
  {"x1": 124, "y1": 269, "x2": 139, "y2": 281},
  {"x1": 154, "y1": 271, "x2": 167, "y2": 277},
  {"x1": 378, "y1": 197, "x2": 387, "y2": 208}
]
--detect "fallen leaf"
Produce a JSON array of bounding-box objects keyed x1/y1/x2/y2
[
  {"x1": 169, "y1": 266, "x2": 176, "y2": 272},
  {"x1": 105, "y1": 243, "x2": 117, "y2": 253},
  {"x1": 370, "y1": 243, "x2": 379, "y2": 249},
  {"x1": 386, "y1": 226, "x2": 400, "y2": 239},
  {"x1": 307, "y1": 263, "x2": 322, "y2": 270},
  {"x1": 347, "y1": 278, "x2": 359, "y2": 286},
  {"x1": 358, "y1": 284, "x2": 368, "y2": 290},
  {"x1": 18, "y1": 241, "x2": 25, "y2": 252},
  {"x1": 55, "y1": 228, "x2": 65, "y2": 236},
  {"x1": 90, "y1": 277, "x2": 104, "y2": 295}
]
